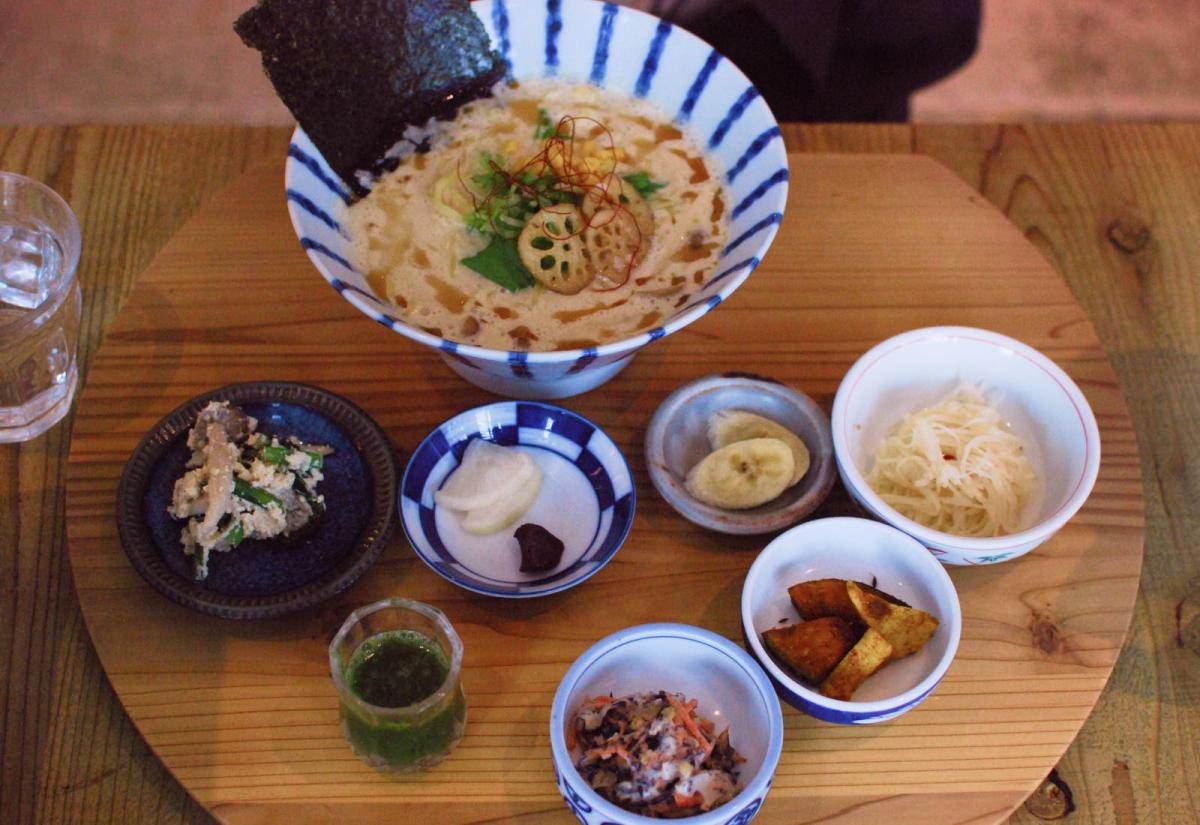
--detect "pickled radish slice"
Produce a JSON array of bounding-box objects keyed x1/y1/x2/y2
[
  {"x1": 461, "y1": 463, "x2": 543, "y2": 535},
  {"x1": 434, "y1": 439, "x2": 536, "y2": 511}
]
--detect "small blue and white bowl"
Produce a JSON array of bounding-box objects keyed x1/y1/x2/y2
[
  {"x1": 286, "y1": 0, "x2": 788, "y2": 399},
  {"x1": 550, "y1": 623, "x2": 784, "y2": 825},
  {"x1": 400, "y1": 401, "x2": 634, "y2": 597},
  {"x1": 741, "y1": 518, "x2": 961, "y2": 724}
]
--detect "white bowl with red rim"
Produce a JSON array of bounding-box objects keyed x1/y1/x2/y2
[{"x1": 831, "y1": 326, "x2": 1101, "y2": 565}]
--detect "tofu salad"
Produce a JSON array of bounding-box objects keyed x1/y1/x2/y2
[{"x1": 168, "y1": 401, "x2": 333, "y2": 579}]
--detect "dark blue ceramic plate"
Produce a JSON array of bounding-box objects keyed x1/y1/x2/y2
[{"x1": 117, "y1": 382, "x2": 397, "y2": 619}]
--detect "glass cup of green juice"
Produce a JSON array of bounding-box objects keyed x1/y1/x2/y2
[{"x1": 329, "y1": 598, "x2": 467, "y2": 772}]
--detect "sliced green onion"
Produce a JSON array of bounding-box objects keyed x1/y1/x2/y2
[{"x1": 223, "y1": 521, "x2": 245, "y2": 547}]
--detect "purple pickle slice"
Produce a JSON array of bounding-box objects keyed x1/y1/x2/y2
[{"x1": 514, "y1": 523, "x2": 565, "y2": 573}]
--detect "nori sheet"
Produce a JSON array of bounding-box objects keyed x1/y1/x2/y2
[{"x1": 235, "y1": 0, "x2": 505, "y2": 196}]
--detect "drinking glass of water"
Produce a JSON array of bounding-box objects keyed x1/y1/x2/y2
[{"x1": 0, "y1": 172, "x2": 82, "y2": 442}]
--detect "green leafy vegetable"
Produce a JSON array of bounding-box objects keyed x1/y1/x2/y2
[
  {"x1": 622, "y1": 171, "x2": 667, "y2": 199},
  {"x1": 461, "y1": 237, "x2": 536, "y2": 292},
  {"x1": 534, "y1": 107, "x2": 555, "y2": 140},
  {"x1": 464, "y1": 154, "x2": 578, "y2": 245}
]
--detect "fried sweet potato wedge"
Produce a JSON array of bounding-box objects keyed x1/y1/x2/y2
[
  {"x1": 846, "y1": 581, "x2": 939, "y2": 658},
  {"x1": 762, "y1": 617, "x2": 861, "y2": 684},
  {"x1": 787, "y1": 578, "x2": 909, "y2": 623},
  {"x1": 820, "y1": 627, "x2": 893, "y2": 700}
]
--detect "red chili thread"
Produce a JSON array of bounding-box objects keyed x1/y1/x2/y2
[{"x1": 460, "y1": 115, "x2": 645, "y2": 290}]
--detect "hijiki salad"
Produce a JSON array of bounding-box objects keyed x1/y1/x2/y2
[
  {"x1": 570, "y1": 691, "x2": 745, "y2": 818},
  {"x1": 168, "y1": 401, "x2": 333, "y2": 579}
]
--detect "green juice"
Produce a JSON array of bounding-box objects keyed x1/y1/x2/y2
[{"x1": 340, "y1": 630, "x2": 466, "y2": 771}]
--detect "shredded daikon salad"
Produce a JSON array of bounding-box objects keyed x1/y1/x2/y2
[{"x1": 865, "y1": 382, "x2": 1037, "y2": 537}]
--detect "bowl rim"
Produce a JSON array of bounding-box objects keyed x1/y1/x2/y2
[
  {"x1": 398, "y1": 399, "x2": 635, "y2": 598},
  {"x1": 549, "y1": 622, "x2": 784, "y2": 825},
  {"x1": 741, "y1": 517, "x2": 963, "y2": 716},
  {"x1": 830, "y1": 325, "x2": 1102, "y2": 554},
  {"x1": 644, "y1": 372, "x2": 836, "y2": 535},
  {"x1": 284, "y1": 0, "x2": 788, "y2": 366}
]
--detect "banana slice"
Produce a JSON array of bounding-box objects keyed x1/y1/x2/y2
[
  {"x1": 461, "y1": 463, "x2": 544, "y2": 535},
  {"x1": 685, "y1": 437, "x2": 795, "y2": 510},
  {"x1": 434, "y1": 439, "x2": 535, "y2": 512},
  {"x1": 707, "y1": 410, "x2": 811, "y2": 487}
]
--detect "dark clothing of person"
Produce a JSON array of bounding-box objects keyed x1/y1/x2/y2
[{"x1": 653, "y1": 0, "x2": 982, "y2": 121}]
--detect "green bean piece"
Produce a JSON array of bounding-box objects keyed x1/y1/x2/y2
[
  {"x1": 261, "y1": 445, "x2": 288, "y2": 465},
  {"x1": 233, "y1": 477, "x2": 281, "y2": 508}
]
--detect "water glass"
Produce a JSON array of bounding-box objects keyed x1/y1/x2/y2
[
  {"x1": 0, "y1": 172, "x2": 82, "y2": 442},
  {"x1": 329, "y1": 598, "x2": 467, "y2": 772}
]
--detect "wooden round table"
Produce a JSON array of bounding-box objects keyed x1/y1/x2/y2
[{"x1": 65, "y1": 154, "x2": 1143, "y2": 824}]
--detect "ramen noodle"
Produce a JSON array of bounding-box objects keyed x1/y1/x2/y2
[{"x1": 345, "y1": 79, "x2": 730, "y2": 351}]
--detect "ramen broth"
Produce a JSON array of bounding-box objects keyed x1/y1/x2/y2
[{"x1": 345, "y1": 80, "x2": 730, "y2": 351}]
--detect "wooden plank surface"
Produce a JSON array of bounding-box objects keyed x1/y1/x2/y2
[
  {"x1": 67, "y1": 147, "x2": 1141, "y2": 822},
  {"x1": 1, "y1": 124, "x2": 1196, "y2": 825}
]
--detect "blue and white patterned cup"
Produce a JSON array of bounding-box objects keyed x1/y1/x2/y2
[{"x1": 285, "y1": 0, "x2": 788, "y2": 399}]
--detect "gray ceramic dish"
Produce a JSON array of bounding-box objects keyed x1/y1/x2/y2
[
  {"x1": 645, "y1": 374, "x2": 836, "y2": 535},
  {"x1": 116, "y1": 382, "x2": 398, "y2": 619}
]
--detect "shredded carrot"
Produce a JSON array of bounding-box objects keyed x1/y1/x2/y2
[
  {"x1": 586, "y1": 744, "x2": 633, "y2": 765},
  {"x1": 668, "y1": 694, "x2": 712, "y2": 754}
]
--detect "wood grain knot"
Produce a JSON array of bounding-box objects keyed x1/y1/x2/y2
[
  {"x1": 1177, "y1": 577, "x2": 1200, "y2": 654},
  {"x1": 58, "y1": 766, "x2": 118, "y2": 793},
  {"x1": 1023, "y1": 768, "x2": 1076, "y2": 820},
  {"x1": 1030, "y1": 612, "x2": 1066, "y2": 655},
  {"x1": 1110, "y1": 759, "x2": 1137, "y2": 825},
  {"x1": 1106, "y1": 219, "x2": 1151, "y2": 254}
]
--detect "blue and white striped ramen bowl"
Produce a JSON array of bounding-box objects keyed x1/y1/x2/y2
[
  {"x1": 399, "y1": 400, "x2": 634, "y2": 597},
  {"x1": 285, "y1": 0, "x2": 788, "y2": 399}
]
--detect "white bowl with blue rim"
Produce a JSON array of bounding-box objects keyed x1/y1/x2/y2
[
  {"x1": 285, "y1": 0, "x2": 788, "y2": 400},
  {"x1": 831, "y1": 326, "x2": 1102, "y2": 566},
  {"x1": 550, "y1": 623, "x2": 784, "y2": 825},
  {"x1": 400, "y1": 400, "x2": 634, "y2": 597},
  {"x1": 741, "y1": 517, "x2": 961, "y2": 725}
]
